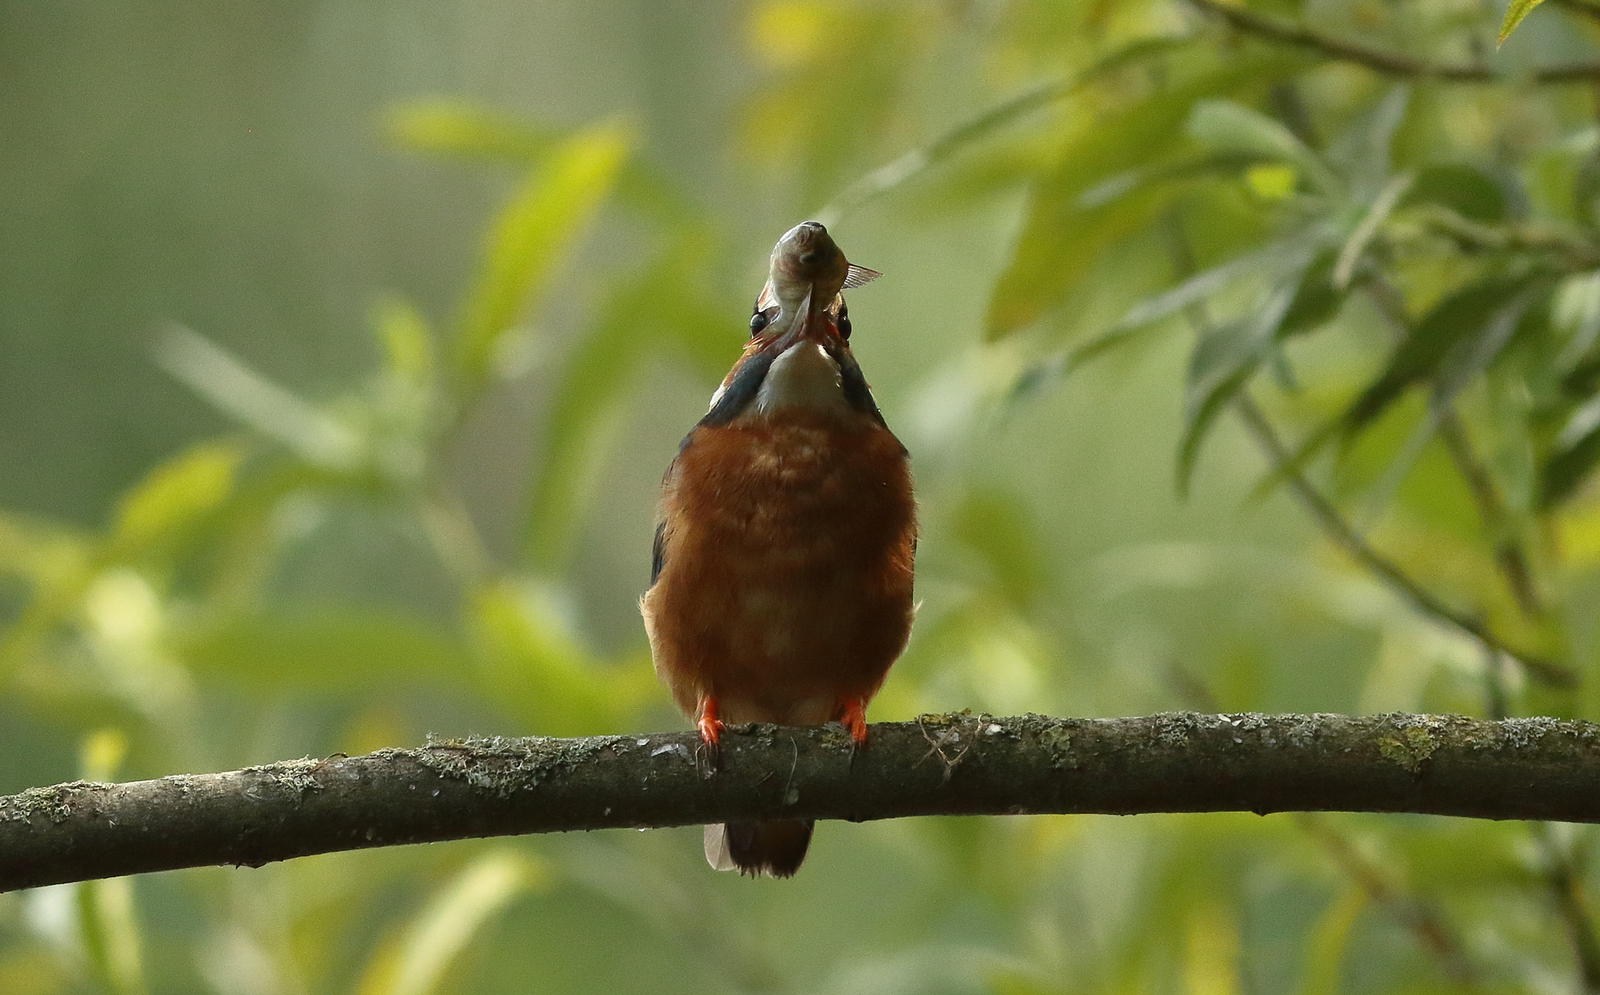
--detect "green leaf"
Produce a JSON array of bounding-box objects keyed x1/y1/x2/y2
[
  {"x1": 180, "y1": 609, "x2": 470, "y2": 691},
  {"x1": 110, "y1": 442, "x2": 245, "y2": 557},
  {"x1": 1278, "y1": 249, "x2": 1347, "y2": 339},
  {"x1": 1186, "y1": 100, "x2": 1337, "y2": 194},
  {"x1": 470, "y1": 579, "x2": 655, "y2": 735},
  {"x1": 1499, "y1": 0, "x2": 1546, "y2": 45},
  {"x1": 453, "y1": 117, "x2": 634, "y2": 391},
  {"x1": 1179, "y1": 282, "x2": 1297, "y2": 493},
  {"x1": 385, "y1": 100, "x2": 559, "y2": 162},
  {"x1": 372, "y1": 296, "x2": 435, "y2": 388},
  {"x1": 522, "y1": 231, "x2": 739, "y2": 568},
  {"x1": 984, "y1": 48, "x2": 1308, "y2": 339}
]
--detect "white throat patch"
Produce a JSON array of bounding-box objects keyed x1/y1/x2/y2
[{"x1": 753, "y1": 341, "x2": 846, "y2": 414}]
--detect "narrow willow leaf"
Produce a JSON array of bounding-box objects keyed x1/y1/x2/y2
[
  {"x1": 1179, "y1": 282, "x2": 1298, "y2": 494},
  {"x1": 453, "y1": 117, "x2": 634, "y2": 391},
  {"x1": 1333, "y1": 172, "x2": 1413, "y2": 289},
  {"x1": 385, "y1": 100, "x2": 557, "y2": 161},
  {"x1": 110, "y1": 442, "x2": 244, "y2": 557},
  {"x1": 156, "y1": 324, "x2": 361, "y2": 471},
  {"x1": 356, "y1": 850, "x2": 543, "y2": 995},
  {"x1": 1326, "y1": 86, "x2": 1410, "y2": 189},
  {"x1": 1115, "y1": 244, "x2": 1284, "y2": 332},
  {"x1": 372, "y1": 297, "x2": 435, "y2": 387},
  {"x1": 1499, "y1": 0, "x2": 1546, "y2": 45},
  {"x1": 1186, "y1": 100, "x2": 1338, "y2": 194}
]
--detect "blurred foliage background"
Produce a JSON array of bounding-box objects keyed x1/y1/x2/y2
[{"x1": 9, "y1": 0, "x2": 1600, "y2": 991}]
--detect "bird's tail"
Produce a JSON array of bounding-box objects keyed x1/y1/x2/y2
[{"x1": 704, "y1": 820, "x2": 813, "y2": 878}]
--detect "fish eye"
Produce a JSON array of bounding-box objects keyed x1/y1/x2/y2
[
  {"x1": 750, "y1": 307, "x2": 776, "y2": 337},
  {"x1": 798, "y1": 252, "x2": 818, "y2": 266}
]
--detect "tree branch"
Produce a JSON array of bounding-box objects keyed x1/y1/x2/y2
[
  {"x1": 1185, "y1": 0, "x2": 1600, "y2": 84},
  {"x1": 6, "y1": 711, "x2": 1600, "y2": 892},
  {"x1": 1233, "y1": 394, "x2": 1575, "y2": 687}
]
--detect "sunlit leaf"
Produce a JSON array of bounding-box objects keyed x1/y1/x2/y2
[
  {"x1": 1499, "y1": 0, "x2": 1547, "y2": 45},
  {"x1": 356, "y1": 849, "x2": 544, "y2": 995},
  {"x1": 1187, "y1": 99, "x2": 1337, "y2": 194},
  {"x1": 1299, "y1": 885, "x2": 1366, "y2": 995},
  {"x1": 372, "y1": 296, "x2": 435, "y2": 388},
  {"x1": 385, "y1": 100, "x2": 559, "y2": 162},
  {"x1": 453, "y1": 117, "x2": 634, "y2": 391},
  {"x1": 110, "y1": 442, "x2": 245, "y2": 557}
]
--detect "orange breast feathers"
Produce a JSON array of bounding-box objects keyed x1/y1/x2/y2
[{"x1": 642, "y1": 409, "x2": 916, "y2": 732}]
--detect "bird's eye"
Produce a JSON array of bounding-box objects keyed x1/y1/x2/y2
[
  {"x1": 837, "y1": 307, "x2": 852, "y2": 340},
  {"x1": 750, "y1": 307, "x2": 775, "y2": 337}
]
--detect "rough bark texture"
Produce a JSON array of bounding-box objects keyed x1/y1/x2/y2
[{"x1": 5, "y1": 711, "x2": 1600, "y2": 892}]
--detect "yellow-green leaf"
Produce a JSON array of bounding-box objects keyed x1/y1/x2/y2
[
  {"x1": 1498, "y1": 0, "x2": 1545, "y2": 45},
  {"x1": 110, "y1": 441, "x2": 245, "y2": 556},
  {"x1": 356, "y1": 850, "x2": 543, "y2": 995},
  {"x1": 453, "y1": 117, "x2": 634, "y2": 391}
]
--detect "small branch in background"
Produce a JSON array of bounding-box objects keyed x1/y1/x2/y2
[
  {"x1": 1233, "y1": 395, "x2": 1573, "y2": 686},
  {"x1": 1435, "y1": 409, "x2": 1544, "y2": 617},
  {"x1": 7, "y1": 713, "x2": 1600, "y2": 892},
  {"x1": 1163, "y1": 664, "x2": 1483, "y2": 986},
  {"x1": 1532, "y1": 823, "x2": 1600, "y2": 993},
  {"x1": 1185, "y1": 0, "x2": 1600, "y2": 84},
  {"x1": 1412, "y1": 204, "x2": 1600, "y2": 270},
  {"x1": 1297, "y1": 813, "x2": 1481, "y2": 987},
  {"x1": 1554, "y1": 0, "x2": 1600, "y2": 30}
]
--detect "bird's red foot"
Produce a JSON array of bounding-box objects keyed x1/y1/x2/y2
[
  {"x1": 697, "y1": 696, "x2": 724, "y2": 746},
  {"x1": 841, "y1": 699, "x2": 869, "y2": 747},
  {"x1": 696, "y1": 697, "x2": 724, "y2": 774}
]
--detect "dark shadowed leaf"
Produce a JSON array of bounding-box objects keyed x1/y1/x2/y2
[
  {"x1": 1403, "y1": 163, "x2": 1507, "y2": 223},
  {"x1": 1179, "y1": 282, "x2": 1297, "y2": 493},
  {"x1": 1541, "y1": 393, "x2": 1600, "y2": 507},
  {"x1": 1346, "y1": 275, "x2": 1546, "y2": 430}
]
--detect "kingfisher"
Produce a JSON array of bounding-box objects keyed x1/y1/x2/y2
[{"x1": 640, "y1": 221, "x2": 917, "y2": 877}]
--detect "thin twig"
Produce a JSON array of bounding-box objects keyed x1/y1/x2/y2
[
  {"x1": 1233, "y1": 395, "x2": 1573, "y2": 686},
  {"x1": 1435, "y1": 410, "x2": 1544, "y2": 617},
  {"x1": 1297, "y1": 813, "x2": 1480, "y2": 987},
  {"x1": 1533, "y1": 823, "x2": 1600, "y2": 993},
  {"x1": 1412, "y1": 204, "x2": 1600, "y2": 270},
  {"x1": 1186, "y1": 0, "x2": 1600, "y2": 84}
]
